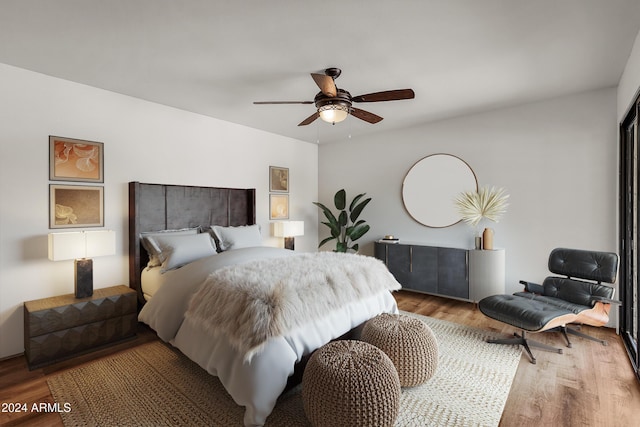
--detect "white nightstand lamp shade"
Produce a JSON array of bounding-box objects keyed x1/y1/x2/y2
[
  {"x1": 273, "y1": 221, "x2": 304, "y2": 250},
  {"x1": 48, "y1": 232, "x2": 86, "y2": 261},
  {"x1": 48, "y1": 230, "x2": 116, "y2": 298}
]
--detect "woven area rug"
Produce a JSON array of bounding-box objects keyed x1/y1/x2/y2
[{"x1": 48, "y1": 312, "x2": 521, "y2": 426}]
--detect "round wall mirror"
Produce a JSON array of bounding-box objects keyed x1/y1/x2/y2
[{"x1": 402, "y1": 153, "x2": 477, "y2": 228}]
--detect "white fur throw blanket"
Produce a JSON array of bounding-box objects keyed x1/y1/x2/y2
[{"x1": 185, "y1": 251, "x2": 401, "y2": 361}]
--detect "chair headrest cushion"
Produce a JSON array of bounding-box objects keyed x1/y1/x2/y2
[
  {"x1": 543, "y1": 277, "x2": 615, "y2": 306},
  {"x1": 548, "y1": 248, "x2": 618, "y2": 283}
]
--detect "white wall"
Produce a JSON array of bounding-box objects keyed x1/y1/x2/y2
[
  {"x1": 0, "y1": 63, "x2": 318, "y2": 359},
  {"x1": 319, "y1": 88, "x2": 617, "y2": 297},
  {"x1": 618, "y1": 28, "x2": 640, "y2": 121}
]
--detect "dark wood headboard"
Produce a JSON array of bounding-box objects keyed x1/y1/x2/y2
[{"x1": 128, "y1": 181, "x2": 256, "y2": 305}]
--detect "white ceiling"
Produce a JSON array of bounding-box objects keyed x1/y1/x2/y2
[{"x1": 1, "y1": 0, "x2": 640, "y2": 144}]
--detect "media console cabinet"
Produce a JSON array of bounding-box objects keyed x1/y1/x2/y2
[{"x1": 374, "y1": 241, "x2": 505, "y2": 302}]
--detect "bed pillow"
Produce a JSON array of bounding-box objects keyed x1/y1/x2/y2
[
  {"x1": 211, "y1": 224, "x2": 262, "y2": 251},
  {"x1": 140, "y1": 227, "x2": 199, "y2": 267},
  {"x1": 147, "y1": 233, "x2": 217, "y2": 272}
]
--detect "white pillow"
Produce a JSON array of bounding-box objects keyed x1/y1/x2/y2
[
  {"x1": 211, "y1": 224, "x2": 262, "y2": 251},
  {"x1": 140, "y1": 227, "x2": 199, "y2": 267},
  {"x1": 148, "y1": 233, "x2": 217, "y2": 272}
]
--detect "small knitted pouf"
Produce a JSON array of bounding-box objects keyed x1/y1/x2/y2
[
  {"x1": 362, "y1": 313, "x2": 438, "y2": 387},
  {"x1": 302, "y1": 340, "x2": 400, "y2": 427}
]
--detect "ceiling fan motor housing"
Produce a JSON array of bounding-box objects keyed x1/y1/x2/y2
[{"x1": 314, "y1": 89, "x2": 352, "y2": 110}]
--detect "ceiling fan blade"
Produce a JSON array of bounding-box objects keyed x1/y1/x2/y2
[
  {"x1": 253, "y1": 101, "x2": 314, "y2": 104},
  {"x1": 311, "y1": 73, "x2": 337, "y2": 97},
  {"x1": 298, "y1": 111, "x2": 320, "y2": 126},
  {"x1": 350, "y1": 107, "x2": 383, "y2": 124},
  {"x1": 352, "y1": 89, "x2": 415, "y2": 103}
]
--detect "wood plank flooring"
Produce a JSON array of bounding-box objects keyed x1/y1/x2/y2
[
  {"x1": 1, "y1": 290, "x2": 639, "y2": 426},
  {"x1": 394, "y1": 291, "x2": 640, "y2": 427},
  {"x1": 0, "y1": 327, "x2": 157, "y2": 427}
]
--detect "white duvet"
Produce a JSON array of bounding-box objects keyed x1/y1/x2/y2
[{"x1": 138, "y1": 247, "x2": 399, "y2": 426}]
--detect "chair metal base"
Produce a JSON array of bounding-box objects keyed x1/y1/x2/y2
[
  {"x1": 487, "y1": 331, "x2": 563, "y2": 364},
  {"x1": 543, "y1": 324, "x2": 609, "y2": 347},
  {"x1": 563, "y1": 325, "x2": 608, "y2": 346}
]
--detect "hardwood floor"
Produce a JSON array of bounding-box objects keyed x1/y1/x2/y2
[
  {"x1": 1, "y1": 290, "x2": 639, "y2": 426},
  {"x1": 0, "y1": 326, "x2": 157, "y2": 427},
  {"x1": 394, "y1": 291, "x2": 640, "y2": 427}
]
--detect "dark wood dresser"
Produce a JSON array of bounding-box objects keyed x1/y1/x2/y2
[{"x1": 24, "y1": 285, "x2": 137, "y2": 369}]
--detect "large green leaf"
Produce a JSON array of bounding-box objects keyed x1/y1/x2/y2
[
  {"x1": 334, "y1": 189, "x2": 346, "y2": 210},
  {"x1": 320, "y1": 221, "x2": 340, "y2": 238},
  {"x1": 345, "y1": 221, "x2": 366, "y2": 237},
  {"x1": 318, "y1": 235, "x2": 337, "y2": 248},
  {"x1": 312, "y1": 201, "x2": 333, "y2": 220},
  {"x1": 349, "y1": 224, "x2": 370, "y2": 241},
  {"x1": 349, "y1": 193, "x2": 365, "y2": 212},
  {"x1": 312, "y1": 201, "x2": 328, "y2": 210},
  {"x1": 313, "y1": 202, "x2": 338, "y2": 228},
  {"x1": 338, "y1": 211, "x2": 348, "y2": 227},
  {"x1": 349, "y1": 197, "x2": 371, "y2": 222},
  {"x1": 344, "y1": 224, "x2": 354, "y2": 237}
]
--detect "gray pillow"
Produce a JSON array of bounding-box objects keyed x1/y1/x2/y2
[
  {"x1": 140, "y1": 227, "x2": 199, "y2": 267},
  {"x1": 148, "y1": 233, "x2": 217, "y2": 272},
  {"x1": 211, "y1": 224, "x2": 262, "y2": 251}
]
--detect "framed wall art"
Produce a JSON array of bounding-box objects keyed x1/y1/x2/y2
[
  {"x1": 270, "y1": 194, "x2": 289, "y2": 219},
  {"x1": 49, "y1": 136, "x2": 104, "y2": 182},
  {"x1": 269, "y1": 166, "x2": 289, "y2": 192},
  {"x1": 50, "y1": 184, "x2": 104, "y2": 228}
]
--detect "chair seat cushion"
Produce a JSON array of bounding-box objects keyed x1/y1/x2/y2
[
  {"x1": 513, "y1": 292, "x2": 590, "y2": 314},
  {"x1": 479, "y1": 294, "x2": 574, "y2": 331}
]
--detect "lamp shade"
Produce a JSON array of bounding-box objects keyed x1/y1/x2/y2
[
  {"x1": 48, "y1": 230, "x2": 116, "y2": 260},
  {"x1": 85, "y1": 230, "x2": 116, "y2": 257},
  {"x1": 48, "y1": 232, "x2": 86, "y2": 261},
  {"x1": 273, "y1": 221, "x2": 304, "y2": 238}
]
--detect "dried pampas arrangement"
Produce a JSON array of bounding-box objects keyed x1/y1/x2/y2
[{"x1": 454, "y1": 186, "x2": 509, "y2": 227}]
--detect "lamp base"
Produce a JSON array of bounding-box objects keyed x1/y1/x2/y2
[
  {"x1": 284, "y1": 237, "x2": 295, "y2": 251},
  {"x1": 75, "y1": 258, "x2": 93, "y2": 298}
]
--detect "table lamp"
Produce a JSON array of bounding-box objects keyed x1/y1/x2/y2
[
  {"x1": 273, "y1": 221, "x2": 304, "y2": 250},
  {"x1": 48, "y1": 230, "x2": 116, "y2": 298}
]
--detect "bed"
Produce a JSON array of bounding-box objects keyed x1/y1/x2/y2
[{"x1": 128, "y1": 182, "x2": 400, "y2": 426}]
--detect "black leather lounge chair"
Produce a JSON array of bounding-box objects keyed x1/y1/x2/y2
[{"x1": 478, "y1": 248, "x2": 619, "y2": 364}]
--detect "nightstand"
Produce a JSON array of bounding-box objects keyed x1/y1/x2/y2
[{"x1": 24, "y1": 285, "x2": 137, "y2": 369}]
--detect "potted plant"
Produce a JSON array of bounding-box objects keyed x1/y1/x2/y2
[{"x1": 314, "y1": 189, "x2": 371, "y2": 252}]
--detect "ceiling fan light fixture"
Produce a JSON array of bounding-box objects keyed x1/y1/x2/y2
[{"x1": 318, "y1": 103, "x2": 349, "y2": 124}]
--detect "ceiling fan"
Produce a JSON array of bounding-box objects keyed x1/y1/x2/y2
[{"x1": 253, "y1": 67, "x2": 415, "y2": 126}]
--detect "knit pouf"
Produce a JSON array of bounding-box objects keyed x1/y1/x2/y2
[
  {"x1": 362, "y1": 313, "x2": 438, "y2": 387},
  {"x1": 302, "y1": 340, "x2": 400, "y2": 427}
]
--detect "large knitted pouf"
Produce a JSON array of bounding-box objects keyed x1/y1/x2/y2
[
  {"x1": 302, "y1": 340, "x2": 400, "y2": 427},
  {"x1": 362, "y1": 313, "x2": 438, "y2": 387}
]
